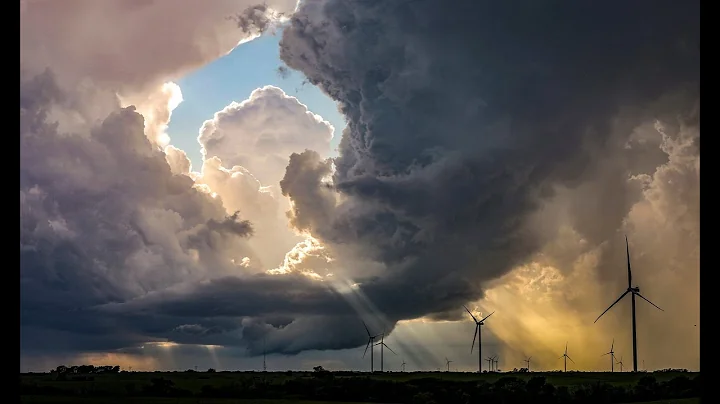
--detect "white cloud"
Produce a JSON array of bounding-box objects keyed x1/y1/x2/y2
[{"x1": 199, "y1": 85, "x2": 334, "y2": 188}]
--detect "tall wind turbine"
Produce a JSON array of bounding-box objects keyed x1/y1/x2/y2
[
  {"x1": 601, "y1": 339, "x2": 616, "y2": 372},
  {"x1": 262, "y1": 337, "x2": 267, "y2": 372},
  {"x1": 445, "y1": 357, "x2": 453, "y2": 372},
  {"x1": 463, "y1": 305, "x2": 495, "y2": 373},
  {"x1": 401, "y1": 359, "x2": 407, "y2": 372},
  {"x1": 616, "y1": 356, "x2": 624, "y2": 372},
  {"x1": 375, "y1": 331, "x2": 397, "y2": 372},
  {"x1": 594, "y1": 236, "x2": 664, "y2": 372},
  {"x1": 493, "y1": 355, "x2": 499, "y2": 372},
  {"x1": 523, "y1": 356, "x2": 532, "y2": 371},
  {"x1": 559, "y1": 343, "x2": 575, "y2": 372},
  {"x1": 485, "y1": 357, "x2": 492, "y2": 371},
  {"x1": 362, "y1": 321, "x2": 383, "y2": 372}
]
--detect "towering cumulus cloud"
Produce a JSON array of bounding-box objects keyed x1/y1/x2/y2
[
  {"x1": 278, "y1": 0, "x2": 699, "y2": 368},
  {"x1": 199, "y1": 85, "x2": 334, "y2": 188}
]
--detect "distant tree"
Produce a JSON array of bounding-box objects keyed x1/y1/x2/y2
[
  {"x1": 313, "y1": 366, "x2": 326, "y2": 372},
  {"x1": 207, "y1": 368, "x2": 216, "y2": 373}
]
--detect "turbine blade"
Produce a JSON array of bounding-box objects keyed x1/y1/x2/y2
[
  {"x1": 480, "y1": 311, "x2": 495, "y2": 322},
  {"x1": 626, "y1": 236, "x2": 632, "y2": 288},
  {"x1": 567, "y1": 355, "x2": 575, "y2": 364},
  {"x1": 594, "y1": 290, "x2": 630, "y2": 323},
  {"x1": 363, "y1": 340, "x2": 370, "y2": 358},
  {"x1": 558, "y1": 355, "x2": 564, "y2": 359},
  {"x1": 384, "y1": 343, "x2": 397, "y2": 355},
  {"x1": 636, "y1": 293, "x2": 664, "y2": 311},
  {"x1": 362, "y1": 321, "x2": 371, "y2": 337},
  {"x1": 565, "y1": 342, "x2": 568, "y2": 354},
  {"x1": 463, "y1": 305, "x2": 479, "y2": 323},
  {"x1": 601, "y1": 352, "x2": 610, "y2": 356},
  {"x1": 471, "y1": 324, "x2": 479, "y2": 353},
  {"x1": 611, "y1": 338, "x2": 614, "y2": 351}
]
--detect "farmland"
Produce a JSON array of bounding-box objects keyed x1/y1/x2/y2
[{"x1": 21, "y1": 370, "x2": 699, "y2": 403}]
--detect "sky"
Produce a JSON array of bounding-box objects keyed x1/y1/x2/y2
[
  {"x1": 20, "y1": 0, "x2": 699, "y2": 374},
  {"x1": 167, "y1": 32, "x2": 347, "y2": 169}
]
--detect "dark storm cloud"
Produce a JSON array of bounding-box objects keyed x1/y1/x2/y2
[
  {"x1": 278, "y1": 0, "x2": 699, "y2": 323},
  {"x1": 19, "y1": 70, "x2": 379, "y2": 358},
  {"x1": 20, "y1": 71, "x2": 296, "y2": 355}
]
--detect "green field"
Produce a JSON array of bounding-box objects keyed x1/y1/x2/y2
[
  {"x1": 21, "y1": 371, "x2": 700, "y2": 404},
  {"x1": 20, "y1": 370, "x2": 698, "y2": 393},
  {"x1": 20, "y1": 398, "x2": 373, "y2": 404},
  {"x1": 620, "y1": 400, "x2": 699, "y2": 404}
]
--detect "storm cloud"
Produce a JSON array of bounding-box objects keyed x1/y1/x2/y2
[{"x1": 275, "y1": 0, "x2": 699, "y2": 363}]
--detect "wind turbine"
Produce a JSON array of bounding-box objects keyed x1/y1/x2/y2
[
  {"x1": 374, "y1": 331, "x2": 397, "y2": 372},
  {"x1": 493, "y1": 355, "x2": 500, "y2": 372},
  {"x1": 362, "y1": 321, "x2": 383, "y2": 372},
  {"x1": 523, "y1": 356, "x2": 532, "y2": 371},
  {"x1": 485, "y1": 357, "x2": 492, "y2": 371},
  {"x1": 601, "y1": 339, "x2": 616, "y2": 372},
  {"x1": 445, "y1": 357, "x2": 453, "y2": 372},
  {"x1": 559, "y1": 343, "x2": 575, "y2": 372},
  {"x1": 464, "y1": 305, "x2": 495, "y2": 373},
  {"x1": 616, "y1": 356, "x2": 624, "y2": 372},
  {"x1": 401, "y1": 359, "x2": 407, "y2": 372},
  {"x1": 594, "y1": 236, "x2": 664, "y2": 372}
]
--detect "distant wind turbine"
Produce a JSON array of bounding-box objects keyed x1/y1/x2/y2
[
  {"x1": 493, "y1": 355, "x2": 499, "y2": 372},
  {"x1": 401, "y1": 359, "x2": 407, "y2": 372},
  {"x1": 374, "y1": 331, "x2": 397, "y2": 372},
  {"x1": 616, "y1": 356, "x2": 624, "y2": 372},
  {"x1": 559, "y1": 343, "x2": 575, "y2": 372},
  {"x1": 601, "y1": 339, "x2": 616, "y2": 372},
  {"x1": 595, "y1": 236, "x2": 664, "y2": 372},
  {"x1": 362, "y1": 321, "x2": 383, "y2": 372},
  {"x1": 523, "y1": 356, "x2": 532, "y2": 371},
  {"x1": 463, "y1": 305, "x2": 495, "y2": 373},
  {"x1": 485, "y1": 357, "x2": 492, "y2": 371},
  {"x1": 445, "y1": 357, "x2": 453, "y2": 372}
]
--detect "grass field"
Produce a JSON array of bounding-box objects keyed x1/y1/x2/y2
[
  {"x1": 620, "y1": 400, "x2": 699, "y2": 404},
  {"x1": 20, "y1": 398, "x2": 375, "y2": 404},
  {"x1": 19, "y1": 396, "x2": 701, "y2": 404},
  {"x1": 20, "y1": 370, "x2": 698, "y2": 393},
  {"x1": 21, "y1": 371, "x2": 699, "y2": 403}
]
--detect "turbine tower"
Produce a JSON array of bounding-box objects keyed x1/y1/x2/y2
[
  {"x1": 463, "y1": 305, "x2": 495, "y2": 373},
  {"x1": 485, "y1": 357, "x2": 492, "y2": 371},
  {"x1": 601, "y1": 339, "x2": 616, "y2": 372},
  {"x1": 523, "y1": 356, "x2": 532, "y2": 371},
  {"x1": 374, "y1": 331, "x2": 397, "y2": 372},
  {"x1": 493, "y1": 355, "x2": 499, "y2": 372},
  {"x1": 401, "y1": 359, "x2": 407, "y2": 372},
  {"x1": 445, "y1": 357, "x2": 453, "y2": 372},
  {"x1": 362, "y1": 321, "x2": 383, "y2": 372},
  {"x1": 616, "y1": 356, "x2": 624, "y2": 372},
  {"x1": 594, "y1": 236, "x2": 664, "y2": 372},
  {"x1": 263, "y1": 337, "x2": 267, "y2": 372},
  {"x1": 559, "y1": 343, "x2": 575, "y2": 372}
]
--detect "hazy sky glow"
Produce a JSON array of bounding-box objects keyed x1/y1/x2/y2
[{"x1": 20, "y1": 0, "x2": 699, "y2": 373}]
